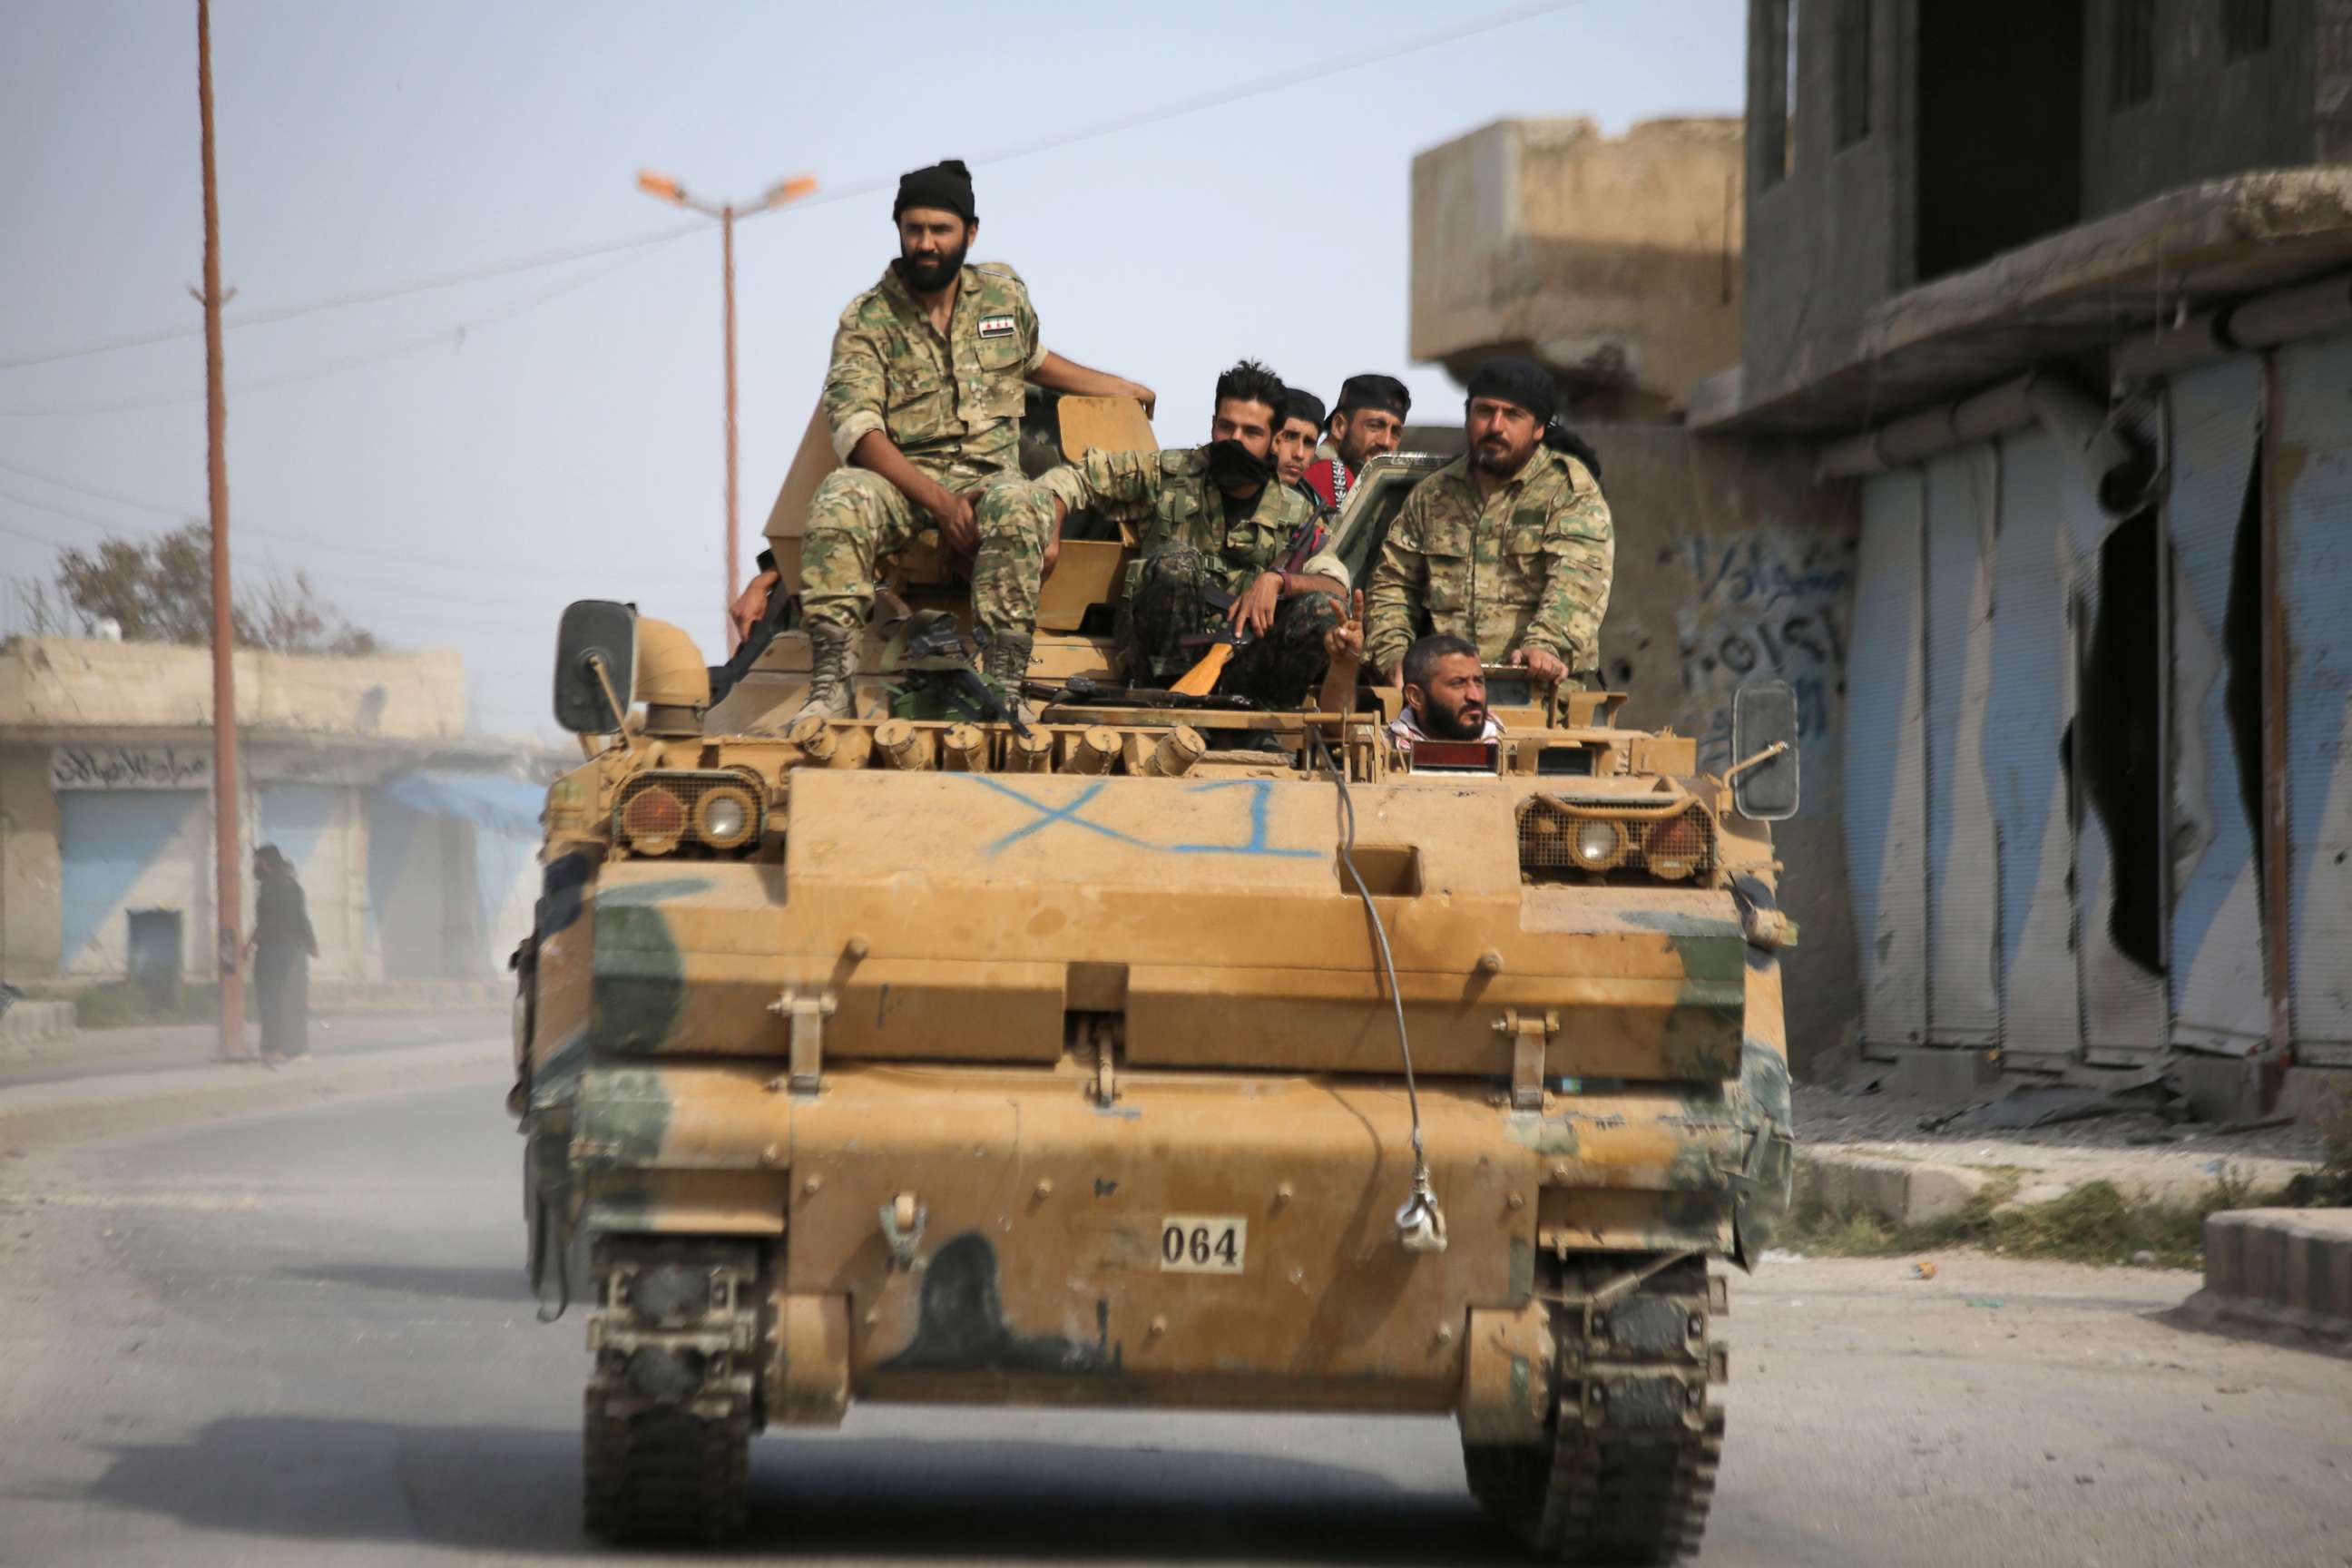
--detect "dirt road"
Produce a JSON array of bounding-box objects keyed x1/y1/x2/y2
[{"x1": 1, "y1": 1073, "x2": 2346, "y2": 1566}]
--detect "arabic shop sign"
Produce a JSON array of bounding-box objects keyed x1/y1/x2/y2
[{"x1": 50, "y1": 746, "x2": 211, "y2": 790}]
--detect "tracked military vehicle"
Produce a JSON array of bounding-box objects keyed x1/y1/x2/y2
[{"x1": 511, "y1": 397, "x2": 1800, "y2": 1562}]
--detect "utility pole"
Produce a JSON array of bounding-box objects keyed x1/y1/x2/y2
[
  {"x1": 635, "y1": 169, "x2": 817, "y2": 650},
  {"x1": 197, "y1": 0, "x2": 247, "y2": 1062}
]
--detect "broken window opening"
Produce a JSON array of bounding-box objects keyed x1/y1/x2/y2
[
  {"x1": 2222, "y1": 437, "x2": 2266, "y2": 906},
  {"x1": 1915, "y1": 0, "x2": 2082, "y2": 282},
  {"x1": 1759, "y1": 0, "x2": 1798, "y2": 188},
  {"x1": 2074, "y1": 508, "x2": 2167, "y2": 974},
  {"x1": 2223, "y1": 0, "x2": 2272, "y2": 59},
  {"x1": 2111, "y1": 0, "x2": 2156, "y2": 110},
  {"x1": 1834, "y1": 0, "x2": 1871, "y2": 148}
]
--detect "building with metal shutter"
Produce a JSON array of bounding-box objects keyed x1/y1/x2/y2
[
  {"x1": 0, "y1": 636, "x2": 555, "y2": 999},
  {"x1": 1690, "y1": 0, "x2": 2352, "y2": 1094}
]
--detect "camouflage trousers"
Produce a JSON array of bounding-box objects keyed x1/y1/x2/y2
[
  {"x1": 1122, "y1": 548, "x2": 1346, "y2": 707},
  {"x1": 799, "y1": 466, "x2": 1056, "y2": 636}
]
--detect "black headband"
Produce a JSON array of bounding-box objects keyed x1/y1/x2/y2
[
  {"x1": 1464, "y1": 355, "x2": 1556, "y2": 426},
  {"x1": 893, "y1": 159, "x2": 975, "y2": 222}
]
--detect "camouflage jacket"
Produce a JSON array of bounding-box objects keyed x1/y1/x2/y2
[
  {"x1": 820, "y1": 261, "x2": 1045, "y2": 483},
  {"x1": 1040, "y1": 446, "x2": 1348, "y2": 599},
  {"x1": 1363, "y1": 446, "x2": 1612, "y2": 673}
]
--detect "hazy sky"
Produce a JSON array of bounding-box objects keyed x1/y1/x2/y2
[{"x1": 0, "y1": 0, "x2": 1745, "y2": 735}]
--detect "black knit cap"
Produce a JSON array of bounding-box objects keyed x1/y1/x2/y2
[
  {"x1": 1335, "y1": 372, "x2": 1411, "y2": 420},
  {"x1": 893, "y1": 159, "x2": 976, "y2": 222},
  {"x1": 1464, "y1": 355, "x2": 1557, "y2": 426},
  {"x1": 1282, "y1": 387, "x2": 1328, "y2": 431}
]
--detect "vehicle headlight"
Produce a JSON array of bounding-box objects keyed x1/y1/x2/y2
[
  {"x1": 1572, "y1": 818, "x2": 1626, "y2": 871},
  {"x1": 619, "y1": 784, "x2": 687, "y2": 856},
  {"x1": 694, "y1": 786, "x2": 757, "y2": 851},
  {"x1": 1642, "y1": 810, "x2": 1710, "y2": 880}
]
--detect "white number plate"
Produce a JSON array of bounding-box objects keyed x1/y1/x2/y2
[{"x1": 1159, "y1": 1215, "x2": 1247, "y2": 1274}]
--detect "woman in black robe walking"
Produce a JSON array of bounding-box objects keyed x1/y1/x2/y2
[{"x1": 246, "y1": 845, "x2": 317, "y2": 1063}]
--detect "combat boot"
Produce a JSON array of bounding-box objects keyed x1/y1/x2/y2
[
  {"x1": 981, "y1": 631, "x2": 1039, "y2": 726},
  {"x1": 792, "y1": 621, "x2": 858, "y2": 722}
]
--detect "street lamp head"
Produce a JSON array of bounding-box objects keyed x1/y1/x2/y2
[
  {"x1": 636, "y1": 170, "x2": 687, "y2": 204},
  {"x1": 761, "y1": 173, "x2": 819, "y2": 210}
]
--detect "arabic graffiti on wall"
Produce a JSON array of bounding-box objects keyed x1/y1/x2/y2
[{"x1": 1673, "y1": 534, "x2": 1849, "y2": 789}]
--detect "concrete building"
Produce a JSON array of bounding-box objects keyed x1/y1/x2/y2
[
  {"x1": 1410, "y1": 117, "x2": 1745, "y2": 417},
  {"x1": 1411, "y1": 116, "x2": 1862, "y2": 1070},
  {"x1": 1688, "y1": 0, "x2": 2352, "y2": 1087},
  {"x1": 0, "y1": 636, "x2": 554, "y2": 997}
]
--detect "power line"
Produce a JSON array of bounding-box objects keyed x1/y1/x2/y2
[
  {"x1": 0, "y1": 221, "x2": 700, "y2": 373},
  {"x1": 0, "y1": 247, "x2": 670, "y2": 419},
  {"x1": 0, "y1": 458, "x2": 703, "y2": 586},
  {"x1": 0, "y1": 456, "x2": 189, "y2": 519},
  {"x1": 0, "y1": 482, "x2": 130, "y2": 535},
  {"x1": 0, "y1": 0, "x2": 1592, "y2": 395}
]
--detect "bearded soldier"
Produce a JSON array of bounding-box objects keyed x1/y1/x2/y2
[
  {"x1": 1017, "y1": 359, "x2": 1349, "y2": 706},
  {"x1": 739, "y1": 158, "x2": 1152, "y2": 721},
  {"x1": 1358, "y1": 355, "x2": 1612, "y2": 687},
  {"x1": 1304, "y1": 372, "x2": 1411, "y2": 512}
]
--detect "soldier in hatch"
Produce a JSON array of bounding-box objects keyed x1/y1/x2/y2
[
  {"x1": 1360, "y1": 355, "x2": 1612, "y2": 687},
  {"x1": 1007, "y1": 359, "x2": 1349, "y2": 705},
  {"x1": 1271, "y1": 386, "x2": 1328, "y2": 513},
  {"x1": 1304, "y1": 372, "x2": 1411, "y2": 512},
  {"x1": 734, "y1": 158, "x2": 1153, "y2": 721}
]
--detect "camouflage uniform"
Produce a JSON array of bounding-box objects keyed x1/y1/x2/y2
[
  {"x1": 1362, "y1": 446, "x2": 1612, "y2": 675},
  {"x1": 1039, "y1": 446, "x2": 1349, "y2": 701},
  {"x1": 799, "y1": 261, "x2": 1058, "y2": 635}
]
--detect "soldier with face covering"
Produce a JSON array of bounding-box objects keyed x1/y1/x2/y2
[{"x1": 1024, "y1": 359, "x2": 1351, "y2": 706}]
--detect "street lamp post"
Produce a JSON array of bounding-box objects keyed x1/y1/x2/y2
[{"x1": 636, "y1": 170, "x2": 818, "y2": 650}]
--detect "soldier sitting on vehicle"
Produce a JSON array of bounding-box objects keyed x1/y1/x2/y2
[
  {"x1": 1361, "y1": 355, "x2": 1612, "y2": 689},
  {"x1": 1272, "y1": 386, "x2": 1331, "y2": 519},
  {"x1": 729, "y1": 157, "x2": 1152, "y2": 721},
  {"x1": 1304, "y1": 372, "x2": 1411, "y2": 513},
  {"x1": 1014, "y1": 359, "x2": 1350, "y2": 706}
]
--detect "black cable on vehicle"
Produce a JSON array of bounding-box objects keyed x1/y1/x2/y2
[{"x1": 1307, "y1": 722, "x2": 1445, "y2": 1249}]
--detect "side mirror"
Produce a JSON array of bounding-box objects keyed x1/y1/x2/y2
[
  {"x1": 1730, "y1": 679, "x2": 1800, "y2": 820},
  {"x1": 553, "y1": 600, "x2": 637, "y2": 734}
]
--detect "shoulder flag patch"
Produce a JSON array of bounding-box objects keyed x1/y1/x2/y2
[{"x1": 976, "y1": 314, "x2": 1017, "y2": 338}]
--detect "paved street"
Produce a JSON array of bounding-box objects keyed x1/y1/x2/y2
[{"x1": 2, "y1": 1072, "x2": 2348, "y2": 1567}]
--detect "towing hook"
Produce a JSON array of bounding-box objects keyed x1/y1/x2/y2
[
  {"x1": 1395, "y1": 1174, "x2": 1448, "y2": 1255},
  {"x1": 878, "y1": 1191, "x2": 926, "y2": 1270}
]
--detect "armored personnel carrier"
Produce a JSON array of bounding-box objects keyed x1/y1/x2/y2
[{"x1": 511, "y1": 398, "x2": 1800, "y2": 1562}]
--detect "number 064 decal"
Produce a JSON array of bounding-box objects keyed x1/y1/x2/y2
[{"x1": 1158, "y1": 1216, "x2": 1247, "y2": 1274}]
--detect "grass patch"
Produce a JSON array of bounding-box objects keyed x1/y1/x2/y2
[
  {"x1": 73, "y1": 981, "x2": 220, "y2": 1030},
  {"x1": 2285, "y1": 1081, "x2": 2352, "y2": 1207},
  {"x1": 1784, "y1": 1166, "x2": 2284, "y2": 1269}
]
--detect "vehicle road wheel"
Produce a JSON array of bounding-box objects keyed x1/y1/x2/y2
[
  {"x1": 1466, "y1": 1406, "x2": 1724, "y2": 1566},
  {"x1": 1465, "y1": 1255, "x2": 1725, "y2": 1564},
  {"x1": 582, "y1": 1390, "x2": 750, "y2": 1545}
]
